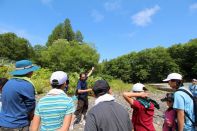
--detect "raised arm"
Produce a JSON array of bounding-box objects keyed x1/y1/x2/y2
[
  {"x1": 123, "y1": 92, "x2": 148, "y2": 105},
  {"x1": 87, "y1": 67, "x2": 94, "y2": 77}
]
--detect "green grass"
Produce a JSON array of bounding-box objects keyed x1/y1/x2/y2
[
  {"x1": 109, "y1": 80, "x2": 162, "y2": 94},
  {"x1": 145, "y1": 84, "x2": 163, "y2": 93},
  {"x1": 109, "y1": 79, "x2": 131, "y2": 93}
]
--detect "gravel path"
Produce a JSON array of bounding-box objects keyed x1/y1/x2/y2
[{"x1": 71, "y1": 91, "x2": 168, "y2": 131}]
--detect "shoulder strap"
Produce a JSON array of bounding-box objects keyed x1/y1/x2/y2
[
  {"x1": 177, "y1": 89, "x2": 195, "y2": 125},
  {"x1": 177, "y1": 89, "x2": 194, "y2": 100}
]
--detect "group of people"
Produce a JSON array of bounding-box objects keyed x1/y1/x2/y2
[{"x1": 0, "y1": 59, "x2": 196, "y2": 131}]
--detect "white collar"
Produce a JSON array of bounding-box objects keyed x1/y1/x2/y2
[
  {"x1": 47, "y1": 88, "x2": 66, "y2": 95},
  {"x1": 95, "y1": 94, "x2": 115, "y2": 105}
]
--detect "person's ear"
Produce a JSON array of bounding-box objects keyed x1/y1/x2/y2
[{"x1": 108, "y1": 88, "x2": 112, "y2": 94}]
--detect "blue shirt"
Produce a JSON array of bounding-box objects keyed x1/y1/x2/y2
[
  {"x1": 77, "y1": 79, "x2": 88, "y2": 99},
  {"x1": 189, "y1": 84, "x2": 197, "y2": 96},
  {"x1": 35, "y1": 90, "x2": 75, "y2": 131},
  {"x1": 0, "y1": 93, "x2": 2, "y2": 112},
  {"x1": 173, "y1": 86, "x2": 195, "y2": 131},
  {"x1": 0, "y1": 78, "x2": 36, "y2": 128}
]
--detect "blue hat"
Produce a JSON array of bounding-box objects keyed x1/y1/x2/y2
[{"x1": 10, "y1": 60, "x2": 40, "y2": 76}]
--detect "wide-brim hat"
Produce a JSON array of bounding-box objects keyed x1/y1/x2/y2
[{"x1": 10, "y1": 60, "x2": 40, "y2": 76}]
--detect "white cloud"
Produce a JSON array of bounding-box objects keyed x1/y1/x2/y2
[
  {"x1": 190, "y1": 3, "x2": 197, "y2": 11},
  {"x1": 91, "y1": 10, "x2": 104, "y2": 23},
  {"x1": 0, "y1": 24, "x2": 45, "y2": 45},
  {"x1": 132, "y1": 5, "x2": 160, "y2": 27},
  {"x1": 104, "y1": 0, "x2": 121, "y2": 11}
]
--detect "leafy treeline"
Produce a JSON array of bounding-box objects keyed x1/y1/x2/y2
[
  {"x1": 0, "y1": 18, "x2": 197, "y2": 83},
  {"x1": 101, "y1": 39, "x2": 197, "y2": 83},
  {"x1": 0, "y1": 18, "x2": 99, "y2": 73},
  {"x1": 0, "y1": 33, "x2": 34, "y2": 60}
]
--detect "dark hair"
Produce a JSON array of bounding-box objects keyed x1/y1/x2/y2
[
  {"x1": 171, "y1": 79, "x2": 183, "y2": 87},
  {"x1": 0, "y1": 78, "x2": 8, "y2": 91},
  {"x1": 94, "y1": 90, "x2": 110, "y2": 98},
  {"x1": 51, "y1": 79, "x2": 69, "y2": 89},
  {"x1": 93, "y1": 80, "x2": 110, "y2": 98},
  {"x1": 51, "y1": 84, "x2": 63, "y2": 89},
  {"x1": 80, "y1": 72, "x2": 86, "y2": 78}
]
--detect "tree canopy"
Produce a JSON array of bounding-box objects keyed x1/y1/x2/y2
[
  {"x1": 39, "y1": 39, "x2": 99, "y2": 72},
  {"x1": 46, "y1": 18, "x2": 84, "y2": 46},
  {"x1": 0, "y1": 32, "x2": 33, "y2": 60}
]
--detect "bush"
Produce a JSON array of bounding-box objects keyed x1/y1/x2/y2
[{"x1": 31, "y1": 68, "x2": 52, "y2": 94}]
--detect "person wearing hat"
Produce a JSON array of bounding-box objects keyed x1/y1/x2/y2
[
  {"x1": 0, "y1": 60, "x2": 39, "y2": 130},
  {"x1": 161, "y1": 93, "x2": 176, "y2": 131},
  {"x1": 189, "y1": 79, "x2": 197, "y2": 96},
  {"x1": 163, "y1": 73, "x2": 195, "y2": 131},
  {"x1": 84, "y1": 80, "x2": 132, "y2": 131},
  {"x1": 123, "y1": 83, "x2": 160, "y2": 131},
  {"x1": 31, "y1": 71, "x2": 75, "y2": 131}
]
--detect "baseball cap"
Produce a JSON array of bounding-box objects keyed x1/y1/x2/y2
[
  {"x1": 132, "y1": 83, "x2": 147, "y2": 92},
  {"x1": 163, "y1": 73, "x2": 182, "y2": 82},
  {"x1": 161, "y1": 93, "x2": 174, "y2": 102},
  {"x1": 93, "y1": 80, "x2": 110, "y2": 96},
  {"x1": 50, "y1": 71, "x2": 68, "y2": 85}
]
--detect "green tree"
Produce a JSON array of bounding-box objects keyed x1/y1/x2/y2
[
  {"x1": 46, "y1": 18, "x2": 83, "y2": 46},
  {"x1": 75, "y1": 30, "x2": 83, "y2": 42},
  {"x1": 40, "y1": 39, "x2": 99, "y2": 72},
  {"x1": 102, "y1": 47, "x2": 179, "y2": 83},
  {"x1": 168, "y1": 39, "x2": 197, "y2": 80},
  {"x1": 0, "y1": 33, "x2": 34, "y2": 60},
  {"x1": 63, "y1": 19, "x2": 75, "y2": 42},
  {"x1": 33, "y1": 44, "x2": 47, "y2": 65},
  {"x1": 46, "y1": 24, "x2": 64, "y2": 46}
]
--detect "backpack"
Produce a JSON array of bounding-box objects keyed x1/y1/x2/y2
[{"x1": 177, "y1": 89, "x2": 197, "y2": 129}]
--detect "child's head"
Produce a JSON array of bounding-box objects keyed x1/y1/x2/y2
[
  {"x1": 132, "y1": 83, "x2": 148, "y2": 97},
  {"x1": 161, "y1": 93, "x2": 174, "y2": 107},
  {"x1": 0, "y1": 78, "x2": 8, "y2": 92}
]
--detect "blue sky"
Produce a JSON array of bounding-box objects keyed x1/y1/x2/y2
[{"x1": 0, "y1": 0, "x2": 197, "y2": 61}]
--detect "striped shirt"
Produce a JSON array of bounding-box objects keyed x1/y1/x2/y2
[{"x1": 35, "y1": 89, "x2": 75, "y2": 131}]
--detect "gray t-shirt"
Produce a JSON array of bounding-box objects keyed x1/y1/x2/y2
[{"x1": 85, "y1": 101, "x2": 132, "y2": 131}]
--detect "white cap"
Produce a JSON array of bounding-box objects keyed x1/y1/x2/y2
[
  {"x1": 192, "y1": 79, "x2": 197, "y2": 82},
  {"x1": 163, "y1": 73, "x2": 182, "y2": 82},
  {"x1": 50, "y1": 71, "x2": 68, "y2": 85},
  {"x1": 132, "y1": 83, "x2": 147, "y2": 92}
]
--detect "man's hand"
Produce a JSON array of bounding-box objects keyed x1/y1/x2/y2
[{"x1": 87, "y1": 88, "x2": 92, "y2": 92}]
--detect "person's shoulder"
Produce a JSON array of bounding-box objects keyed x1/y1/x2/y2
[
  {"x1": 132, "y1": 99, "x2": 143, "y2": 107},
  {"x1": 175, "y1": 87, "x2": 192, "y2": 97}
]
